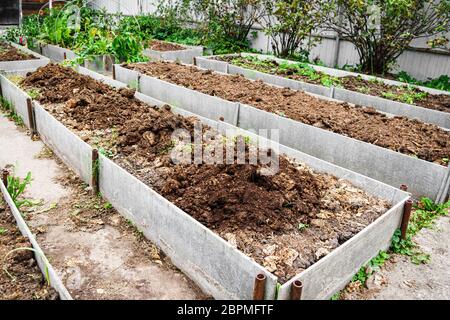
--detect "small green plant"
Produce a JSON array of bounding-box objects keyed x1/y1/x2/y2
[
  {"x1": 6, "y1": 172, "x2": 33, "y2": 210},
  {"x1": 298, "y1": 223, "x2": 309, "y2": 231},
  {"x1": 103, "y1": 202, "x2": 112, "y2": 210},
  {"x1": 27, "y1": 89, "x2": 40, "y2": 99},
  {"x1": 0, "y1": 97, "x2": 24, "y2": 127},
  {"x1": 391, "y1": 197, "x2": 449, "y2": 264},
  {"x1": 330, "y1": 291, "x2": 341, "y2": 300},
  {"x1": 0, "y1": 227, "x2": 7, "y2": 235},
  {"x1": 352, "y1": 250, "x2": 390, "y2": 284}
]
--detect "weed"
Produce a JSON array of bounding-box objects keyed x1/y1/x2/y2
[
  {"x1": 0, "y1": 97, "x2": 24, "y2": 126},
  {"x1": 103, "y1": 202, "x2": 113, "y2": 210},
  {"x1": 0, "y1": 227, "x2": 7, "y2": 235},
  {"x1": 126, "y1": 219, "x2": 144, "y2": 241},
  {"x1": 6, "y1": 172, "x2": 33, "y2": 210},
  {"x1": 27, "y1": 88, "x2": 40, "y2": 99},
  {"x1": 352, "y1": 250, "x2": 390, "y2": 284},
  {"x1": 330, "y1": 291, "x2": 341, "y2": 300},
  {"x1": 298, "y1": 223, "x2": 309, "y2": 231},
  {"x1": 381, "y1": 91, "x2": 396, "y2": 100}
]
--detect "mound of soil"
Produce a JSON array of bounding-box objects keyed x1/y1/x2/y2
[
  {"x1": 0, "y1": 42, "x2": 37, "y2": 62},
  {"x1": 148, "y1": 40, "x2": 186, "y2": 52},
  {"x1": 21, "y1": 64, "x2": 391, "y2": 282},
  {"x1": 125, "y1": 62, "x2": 450, "y2": 165},
  {"x1": 0, "y1": 201, "x2": 58, "y2": 300},
  {"x1": 217, "y1": 56, "x2": 450, "y2": 113}
]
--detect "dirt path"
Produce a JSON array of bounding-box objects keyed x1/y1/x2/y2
[
  {"x1": 0, "y1": 113, "x2": 206, "y2": 300},
  {"x1": 342, "y1": 215, "x2": 450, "y2": 300}
]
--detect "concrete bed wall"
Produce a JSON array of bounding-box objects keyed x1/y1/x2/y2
[
  {"x1": 34, "y1": 103, "x2": 93, "y2": 186},
  {"x1": 0, "y1": 42, "x2": 50, "y2": 72},
  {"x1": 0, "y1": 75, "x2": 32, "y2": 129},
  {"x1": 0, "y1": 179, "x2": 73, "y2": 300},
  {"x1": 196, "y1": 55, "x2": 450, "y2": 129},
  {"x1": 39, "y1": 43, "x2": 79, "y2": 63},
  {"x1": 115, "y1": 64, "x2": 450, "y2": 202},
  {"x1": 143, "y1": 44, "x2": 204, "y2": 65},
  {"x1": 1, "y1": 65, "x2": 412, "y2": 300}
]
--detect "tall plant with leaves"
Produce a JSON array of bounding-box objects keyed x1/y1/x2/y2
[
  {"x1": 263, "y1": 0, "x2": 331, "y2": 59},
  {"x1": 326, "y1": 0, "x2": 450, "y2": 75},
  {"x1": 192, "y1": 0, "x2": 266, "y2": 53}
]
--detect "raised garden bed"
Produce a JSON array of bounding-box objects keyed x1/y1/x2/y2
[
  {"x1": 0, "y1": 41, "x2": 49, "y2": 72},
  {"x1": 115, "y1": 61, "x2": 450, "y2": 202},
  {"x1": 196, "y1": 54, "x2": 450, "y2": 129},
  {"x1": 143, "y1": 40, "x2": 203, "y2": 65},
  {"x1": 1, "y1": 63, "x2": 410, "y2": 299}
]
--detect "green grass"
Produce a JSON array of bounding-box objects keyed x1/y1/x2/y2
[
  {"x1": 335, "y1": 197, "x2": 450, "y2": 300},
  {"x1": 0, "y1": 96, "x2": 24, "y2": 127}
]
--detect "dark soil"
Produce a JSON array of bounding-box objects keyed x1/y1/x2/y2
[
  {"x1": 149, "y1": 40, "x2": 186, "y2": 52},
  {"x1": 20, "y1": 64, "x2": 391, "y2": 282},
  {"x1": 125, "y1": 61, "x2": 450, "y2": 165},
  {"x1": 217, "y1": 55, "x2": 450, "y2": 113},
  {"x1": 0, "y1": 200, "x2": 58, "y2": 300},
  {"x1": 0, "y1": 42, "x2": 37, "y2": 62}
]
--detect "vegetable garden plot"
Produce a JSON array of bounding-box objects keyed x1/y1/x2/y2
[
  {"x1": 196, "y1": 54, "x2": 450, "y2": 129},
  {"x1": 117, "y1": 62, "x2": 450, "y2": 202},
  {"x1": 0, "y1": 41, "x2": 50, "y2": 72},
  {"x1": 1, "y1": 63, "x2": 411, "y2": 299},
  {"x1": 143, "y1": 40, "x2": 203, "y2": 65}
]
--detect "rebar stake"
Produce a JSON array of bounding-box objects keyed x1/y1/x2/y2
[
  {"x1": 112, "y1": 64, "x2": 116, "y2": 80},
  {"x1": 401, "y1": 199, "x2": 413, "y2": 240},
  {"x1": 290, "y1": 280, "x2": 303, "y2": 300},
  {"x1": 2, "y1": 169, "x2": 9, "y2": 187},
  {"x1": 253, "y1": 273, "x2": 266, "y2": 300},
  {"x1": 26, "y1": 98, "x2": 37, "y2": 137},
  {"x1": 92, "y1": 149, "x2": 99, "y2": 195}
]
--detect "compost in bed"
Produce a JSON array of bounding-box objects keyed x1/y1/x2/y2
[
  {"x1": 217, "y1": 55, "x2": 450, "y2": 113},
  {"x1": 124, "y1": 61, "x2": 450, "y2": 165},
  {"x1": 21, "y1": 64, "x2": 391, "y2": 282},
  {"x1": 0, "y1": 42, "x2": 37, "y2": 62},
  {"x1": 148, "y1": 40, "x2": 186, "y2": 52}
]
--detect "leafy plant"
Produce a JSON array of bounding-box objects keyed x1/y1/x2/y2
[
  {"x1": 191, "y1": 0, "x2": 265, "y2": 54},
  {"x1": 397, "y1": 71, "x2": 450, "y2": 92},
  {"x1": 263, "y1": 0, "x2": 331, "y2": 59},
  {"x1": 326, "y1": 0, "x2": 450, "y2": 75},
  {"x1": 352, "y1": 250, "x2": 390, "y2": 284},
  {"x1": 6, "y1": 172, "x2": 33, "y2": 210},
  {"x1": 0, "y1": 227, "x2": 7, "y2": 235}
]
